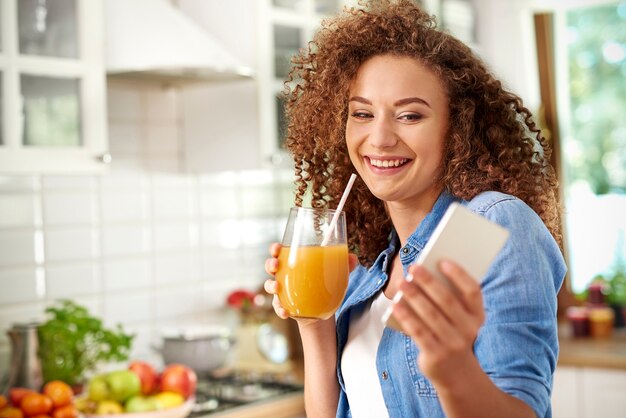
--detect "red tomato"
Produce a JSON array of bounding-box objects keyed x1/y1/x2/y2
[
  {"x1": 42, "y1": 382, "x2": 73, "y2": 409},
  {"x1": 20, "y1": 394, "x2": 53, "y2": 417}
]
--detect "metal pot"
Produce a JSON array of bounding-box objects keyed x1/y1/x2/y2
[{"x1": 155, "y1": 326, "x2": 235, "y2": 375}]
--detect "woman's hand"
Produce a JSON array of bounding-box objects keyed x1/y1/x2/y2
[
  {"x1": 264, "y1": 242, "x2": 359, "y2": 323},
  {"x1": 263, "y1": 242, "x2": 291, "y2": 319},
  {"x1": 390, "y1": 260, "x2": 485, "y2": 387}
]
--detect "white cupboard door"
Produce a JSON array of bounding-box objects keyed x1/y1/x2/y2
[
  {"x1": 581, "y1": 368, "x2": 626, "y2": 418},
  {"x1": 552, "y1": 366, "x2": 582, "y2": 418}
]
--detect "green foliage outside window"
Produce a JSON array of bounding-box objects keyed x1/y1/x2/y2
[{"x1": 565, "y1": 3, "x2": 626, "y2": 194}]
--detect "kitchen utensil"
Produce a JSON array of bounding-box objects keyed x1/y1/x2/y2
[
  {"x1": 154, "y1": 326, "x2": 235, "y2": 375},
  {"x1": 5, "y1": 322, "x2": 44, "y2": 391},
  {"x1": 256, "y1": 323, "x2": 289, "y2": 364}
]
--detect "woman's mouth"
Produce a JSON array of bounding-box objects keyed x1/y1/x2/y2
[{"x1": 365, "y1": 156, "x2": 411, "y2": 172}]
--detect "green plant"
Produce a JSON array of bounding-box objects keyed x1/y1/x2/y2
[
  {"x1": 607, "y1": 269, "x2": 626, "y2": 306},
  {"x1": 38, "y1": 300, "x2": 134, "y2": 386}
]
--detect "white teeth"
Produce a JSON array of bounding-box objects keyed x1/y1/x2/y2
[{"x1": 369, "y1": 158, "x2": 407, "y2": 168}]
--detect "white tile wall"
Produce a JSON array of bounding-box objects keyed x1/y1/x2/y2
[
  {"x1": 154, "y1": 223, "x2": 198, "y2": 252},
  {"x1": 45, "y1": 227, "x2": 100, "y2": 262},
  {"x1": 0, "y1": 230, "x2": 38, "y2": 266},
  {"x1": 103, "y1": 258, "x2": 152, "y2": 291},
  {"x1": 101, "y1": 225, "x2": 151, "y2": 257},
  {"x1": 0, "y1": 267, "x2": 40, "y2": 304},
  {"x1": 107, "y1": 86, "x2": 142, "y2": 122},
  {"x1": 105, "y1": 291, "x2": 154, "y2": 324},
  {"x1": 154, "y1": 253, "x2": 200, "y2": 285},
  {"x1": 46, "y1": 263, "x2": 101, "y2": 298},
  {"x1": 43, "y1": 192, "x2": 98, "y2": 225},
  {"x1": 101, "y1": 190, "x2": 148, "y2": 222},
  {"x1": 0, "y1": 194, "x2": 37, "y2": 227},
  {"x1": 0, "y1": 82, "x2": 295, "y2": 378}
]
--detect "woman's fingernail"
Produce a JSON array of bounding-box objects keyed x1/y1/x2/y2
[
  {"x1": 440, "y1": 260, "x2": 454, "y2": 273},
  {"x1": 405, "y1": 273, "x2": 414, "y2": 282},
  {"x1": 392, "y1": 290, "x2": 404, "y2": 304}
]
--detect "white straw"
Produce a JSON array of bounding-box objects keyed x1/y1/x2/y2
[{"x1": 321, "y1": 173, "x2": 357, "y2": 246}]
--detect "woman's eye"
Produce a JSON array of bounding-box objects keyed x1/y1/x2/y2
[
  {"x1": 350, "y1": 111, "x2": 372, "y2": 119},
  {"x1": 398, "y1": 113, "x2": 423, "y2": 121}
]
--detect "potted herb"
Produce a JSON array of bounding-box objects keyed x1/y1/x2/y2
[
  {"x1": 607, "y1": 268, "x2": 626, "y2": 328},
  {"x1": 37, "y1": 300, "x2": 134, "y2": 389}
]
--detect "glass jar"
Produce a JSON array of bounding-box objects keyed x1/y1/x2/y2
[
  {"x1": 566, "y1": 306, "x2": 590, "y2": 337},
  {"x1": 588, "y1": 307, "x2": 615, "y2": 338}
]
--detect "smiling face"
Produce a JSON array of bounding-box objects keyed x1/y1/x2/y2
[{"x1": 346, "y1": 54, "x2": 450, "y2": 214}]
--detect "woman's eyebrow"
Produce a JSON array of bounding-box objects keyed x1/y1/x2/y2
[
  {"x1": 348, "y1": 96, "x2": 431, "y2": 108},
  {"x1": 348, "y1": 96, "x2": 371, "y2": 104},
  {"x1": 394, "y1": 97, "x2": 431, "y2": 108}
]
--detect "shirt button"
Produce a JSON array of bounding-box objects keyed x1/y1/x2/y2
[
  {"x1": 381, "y1": 371, "x2": 389, "y2": 380},
  {"x1": 402, "y1": 247, "x2": 409, "y2": 254}
]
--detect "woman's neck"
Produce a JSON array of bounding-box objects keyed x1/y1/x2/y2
[{"x1": 386, "y1": 189, "x2": 442, "y2": 247}]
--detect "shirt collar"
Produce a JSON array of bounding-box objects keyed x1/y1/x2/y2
[
  {"x1": 405, "y1": 190, "x2": 457, "y2": 252},
  {"x1": 369, "y1": 190, "x2": 458, "y2": 270}
]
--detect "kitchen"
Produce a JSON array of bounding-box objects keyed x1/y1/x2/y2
[{"x1": 0, "y1": 1, "x2": 625, "y2": 418}]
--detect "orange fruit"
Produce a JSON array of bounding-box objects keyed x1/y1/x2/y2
[
  {"x1": 0, "y1": 407, "x2": 24, "y2": 418},
  {"x1": 42, "y1": 382, "x2": 73, "y2": 409},
  {"x1": 29, "y1": 415, "x2": 51, "y2": 418},
  {"x1": 51, "y1": 406, "x2": 78, "y2": 418},
  {"x1": 20, "y1": 394, "x2": 52, "y2": 417},
  {"x1": 0, "y1": 396, "x2": 7, "y2": 410}
]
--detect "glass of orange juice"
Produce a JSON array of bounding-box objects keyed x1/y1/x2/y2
[{"x1": 275, "y1": 207, "x2": 349, "y2": 320}]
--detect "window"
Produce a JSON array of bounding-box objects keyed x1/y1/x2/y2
[{"x1": 555, "y1": 2, "x2": 626, "y2": 293}]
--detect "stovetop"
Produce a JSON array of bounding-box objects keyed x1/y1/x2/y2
[{"x1": 189, "y1": 371, "x2": 304, "y2": 416}]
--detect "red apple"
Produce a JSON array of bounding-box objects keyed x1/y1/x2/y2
[
  {"x1": 128, "y1": 361, "x2": 159, "y2": 395},
  {"x1": 159, "y1": 364, "x2": 197, "y2": 399}
]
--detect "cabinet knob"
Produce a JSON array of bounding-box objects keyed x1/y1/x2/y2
[{"x1": 97, "y1": 153, "x2": 112, "y2": 164}]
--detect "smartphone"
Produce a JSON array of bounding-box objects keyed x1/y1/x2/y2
[{"x1": 382, "y1": 202, "x2": 510, "y2": 332}]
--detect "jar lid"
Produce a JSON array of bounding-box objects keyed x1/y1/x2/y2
[{"x1": 566, "y1": 306, "x2": 588, "y2": 319}]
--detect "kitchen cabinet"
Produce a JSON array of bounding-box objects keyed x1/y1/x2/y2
[
  {"x1": 0, "y1": 0, "x2": 108, "y2": 173},
  {"x1": 553, "y1": 366, "x2": 626, "y2": 418},
  {"x1": 256, "y1": 0, "x2": 351, "y2": 167}
]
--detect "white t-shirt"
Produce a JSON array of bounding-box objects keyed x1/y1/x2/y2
[{"x1": 341, "y1": 291, "x2": 392, "y2": 418}]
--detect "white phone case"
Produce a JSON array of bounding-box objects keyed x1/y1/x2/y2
[{"x1": 382, "y1": 202, "x2": 510, "y2": 332}]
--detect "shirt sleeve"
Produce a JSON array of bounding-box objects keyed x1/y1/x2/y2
[{"x1": 473, "y1": 196, "x2": 566, "y2": 417}]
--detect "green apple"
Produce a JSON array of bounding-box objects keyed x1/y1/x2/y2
[
  {"x1": 125, "y1": 395, "x2": 162, "y2": 413},
  {"x1": 106, "y1": 370, "x2": 142, "y2": 402},
  {"x1": 96, "y1": 400, "x2": 124, "y2": 414},
  {"x1": 88, "y1": 375, "x2": 110, "y2": 402}
]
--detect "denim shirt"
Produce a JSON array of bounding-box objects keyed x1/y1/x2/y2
[{"x1": 335, "y1": 191, "x2": 566, "y2": 418}]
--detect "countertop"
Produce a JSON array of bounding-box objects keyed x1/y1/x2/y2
[
  {"x1": 558, "y1": 326, "x2": 626, "y2": 369},
  {"x1": 206, "y1": 392, "x2": 305, "y2": 418}
]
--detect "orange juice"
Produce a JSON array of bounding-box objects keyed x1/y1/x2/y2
[{"x1": 276, "y1": 244, "x2": 349, "y2": 319}]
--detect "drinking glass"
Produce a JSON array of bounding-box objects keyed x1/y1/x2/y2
[{"x1": 275, "y1": 207, "x2": 349, "y2": 319}]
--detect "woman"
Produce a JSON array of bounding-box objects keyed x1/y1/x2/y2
[{"x1": 264, "y1": 1, "x2": 566, "y2": 417}]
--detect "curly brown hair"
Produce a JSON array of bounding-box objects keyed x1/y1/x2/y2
[{"x1": 283, "y1": 0, "x2": 562, "y2": 266}]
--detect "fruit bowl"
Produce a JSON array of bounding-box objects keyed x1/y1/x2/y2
[{"x1": 83, "y1": 398, "x2": 194, "y2": 418}]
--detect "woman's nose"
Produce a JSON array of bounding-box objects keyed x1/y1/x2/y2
[{"x1": 368, "y1": 116, "x2": 398, "y2": 148}]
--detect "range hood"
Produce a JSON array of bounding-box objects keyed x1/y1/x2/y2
[{"x1": 105, "y1": 0, "x2": 254, "y2": 83}]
